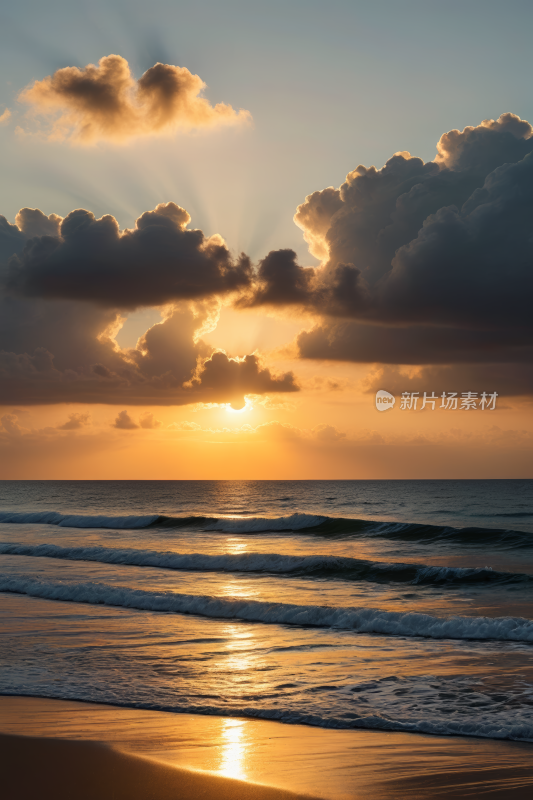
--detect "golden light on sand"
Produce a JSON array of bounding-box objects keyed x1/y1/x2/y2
[{"x1": 219, "y1": 718, "x2": 247, "y2": 780}]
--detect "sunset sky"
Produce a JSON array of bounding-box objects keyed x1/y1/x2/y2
[{"x1": 1, "y1": 0, "x2": 532, "y2": 479}]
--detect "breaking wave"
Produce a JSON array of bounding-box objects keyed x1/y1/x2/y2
[
  {"x1": 1, "y1": 542, "x2": 530, "y2": 587},
  {"x1": 0, "y1": 510, "x2": 531, "y2": 545},
  {"x1": 2, "y1": 575, "x2": 533, "y2": 642}
]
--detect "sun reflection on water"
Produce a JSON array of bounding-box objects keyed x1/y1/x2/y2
[{"x1": 226, "y1": 537, "x2": 249, "y2": 555}]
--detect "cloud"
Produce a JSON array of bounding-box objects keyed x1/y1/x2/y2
[
  {"x1": 167, "y1": 420, "x2": 201, "y2": 431},
  {"x1": 240, "y1": 249, "x2": 316, "y2": 307},
  {"x1": 163, "y1": 419, "x2": 347, "y2": 442},
  {"x1": 0, "y1": 109, "x2": 11, "y2": 125},
  {"x1": 113, "y1": 410, "x2": 139, "y2": 429},
  {"x1": 361, "y1": 363, "x2": 533, "y2": 400},
  {"x1": 139, "y1": 412, "x2": 162, "y2": 429},
  {"x1": 312, "y1": 423, "x2": 346, "y2": 441},
  {"x1": 1, "y1": 413, "x2": 24, "y2": 436},
  {"x1": 297, "y1": 322, "x2": 533, "y2": 365},
  {"x1": 246, "y1": 114, "x2": 533, "y2": 329},
  {"x1": 0, "y1": 290, "x2": 299, "y2": 405},
  {"x1": 7, "y1": 202, "x2": 252, "y2": 309},
  {"x1": 19, "y1": 54, "x2": 251, "y2": 143},
  {"x1": 188, "y1": 351, "x2": 299, "y2": 400},
  {"x1": 15, "y1": 208, "x2": 62, "y2": 238},
  {"x1": 239, "y1": 113, "x2": 533, "y2": 393},
  {"x1": 57, "y1": 412, "x2": 91, "y2": 430},
  {"x1": 0, "y1": 215, "x2": 26, "y2": 265}
]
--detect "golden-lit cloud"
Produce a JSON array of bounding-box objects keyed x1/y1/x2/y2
[
  {"x1": 0, "y1": 109, "x2": 11, "y2": 125},
  {"x1": 167, "y1": 421, "x2": 201, "y2": 431},
  {"x1": 139, "y1": 412, "x2": 162, "y2": 429},
  {"x1": 57, "y1": 412, "x2": 91, "y2": 430},
  {"x1": 113, "y1": 410, "x2": 138, "y2": 429},
  {"x1": 19, "y1": 54, "x2": 251, "y2": 143}
]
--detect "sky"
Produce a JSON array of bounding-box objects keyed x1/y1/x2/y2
[{"x1": 0, "y1": 0, "x2": 532, "y2": 479}]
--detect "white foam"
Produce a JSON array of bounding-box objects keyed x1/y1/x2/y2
[
  {"x1": 2, "y1": 575, "x2": 533, "y2": 642},
  {"x1": 0, "y1": 542, "x2": 509, "y2": 585},
  {"x1": 0, "y1": 542, "x2": 346, "y2": 573},
  {"x1": 0, "y1": 512, "x2": 159, "y2": 529},
  {"x1": 0, "y1": 510, "x2": 326, "y2": 532},
  {"x1": 201, "y1": 513, "x2": 327, "y2": 532}
]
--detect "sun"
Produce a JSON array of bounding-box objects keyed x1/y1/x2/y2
[{"x1": 226, "y1": 399, "x2": 253, "y2": 414}]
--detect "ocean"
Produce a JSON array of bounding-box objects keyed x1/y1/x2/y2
[{"x1": 1, "y1": 479, "x2": 533, "y2": 742}]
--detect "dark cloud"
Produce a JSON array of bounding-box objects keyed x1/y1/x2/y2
[
  {"x1": 298, "y1": 322, "x2": 533, "y2": 365},
  {"x1": 0, "y1": 294, "x2": 299, "y2": 405},
  {"x1": 8, "y1": 202, "x2": 252, "y2": 309},
  {"x1": 188, "y1": 351, "x2": 299, "y2": 401},
  {"x1": 240, "y1": 249, "x2": 315, "y2": 307},
  {"x1": 238, "y1": 250, "x2": 369, "y2": 316},
  {"x1": 240, "y1": 113, "x2": 533, "y2": 393},
  {"x1": 246, "y1": 114, "x2": 533, "y2": 329},
  {"x1": 19, "y1": 54, "x2": 251, "y2": 143},
  {"x1": 362, "y1": 363, "x2": 533, "y2": 400},
  {"x1": 0, "y1": 216, "x2": 25, "y2": 267}
]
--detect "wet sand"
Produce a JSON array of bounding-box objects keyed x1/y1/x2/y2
[
  {"x1": 1, "y1": 696, "x2": 533, "y2": 799},
  {"x1": 1, "y1": 733, "x2": 314, "y2": 800}
]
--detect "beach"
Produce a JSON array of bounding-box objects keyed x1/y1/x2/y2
[
  {"x1": 2, "y1": 696, "x2": 533, "y2": 799},
  {"x1": 2, "y1": 481, "x2": 533, "y2": 798}
]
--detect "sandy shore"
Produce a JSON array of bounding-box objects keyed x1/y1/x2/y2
[
  {"x1": 1, "y1": 733, "x2": 315, "y2": 800},
  {"x1": 1, "y1": 696, "x2": 533, "y2": 799}
]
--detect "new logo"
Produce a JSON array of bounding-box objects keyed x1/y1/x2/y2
[{"x1": 375, "y1": 390, "x2": 395, "y2": 411}]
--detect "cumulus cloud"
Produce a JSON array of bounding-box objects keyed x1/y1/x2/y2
[
  {"x1": 0, "y1": 109, "x2": 11, "y2": 125},
  {"x1": 57, "y1": 412, "x2": 91, "y2": 430},
  {"x1": 19, "y1": 54, "x2": 251, "y2": 143},
  {"x1": 113, "y1": 410, "x2": 138, "y2": 429},
  {"x1": 0, "y1": 287, "x2": 299, "y2": 405},
  {"x1": 139, "y1": 412, "x2": 162, "y2": 429},
  {"x1": 7, "y1": 202, "x2": 251, "y2": 309},
  {"x1": 239, "y1": 113, "x2": 533, "y2": 394},
  {"x1": 188, "y1": 351, "x2": 299, "y2": 399},
  {"x1": 247, "y1": 114, "x2": 533, "y2": 327},
  {"x1": 15, "y1": 208, "x2": 62, "y2": 238}
]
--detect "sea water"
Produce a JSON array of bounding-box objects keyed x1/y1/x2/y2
[{"x1": 1, "y1": 479, "x2": 533, "y2": 741}]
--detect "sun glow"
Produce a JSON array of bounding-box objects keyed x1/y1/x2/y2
[{"x1": 226, "y1": 400, "x2": 253, "y2": 414}]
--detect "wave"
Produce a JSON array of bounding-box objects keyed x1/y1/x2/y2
[
  {"x1": 1, "y1": 542, "x2": 530, "y2": 587},
  {"x1": 0, "y1": 511, "x2": 160, "y2": 529},
  {"x1": 2, "y1": 687, "x2": 533, "y2": 743},
  {"x1": 2, "y1": 575, "x2": 533, "y2": 642},
  {"x1": 1, "y1": 509, "x2": 532, "y2": 545}
]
